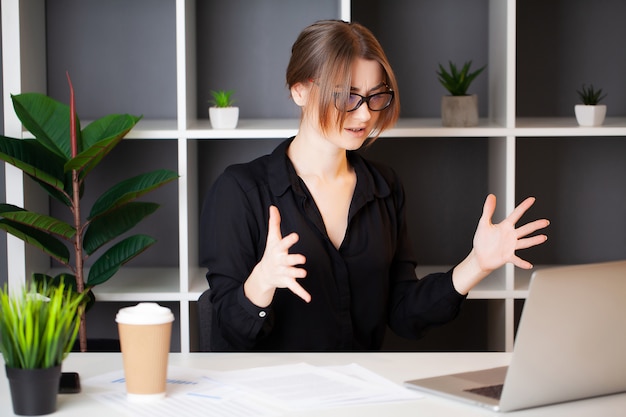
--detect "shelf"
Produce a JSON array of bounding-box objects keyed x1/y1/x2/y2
[
  {"x1": 40, "y1": 266, "x2": 206, "y2": 302},
  {"x1": 516, "y1": 118, "x2": 626, "y2": 137},
  {"x1": 416, "y1": 265, "x2": 507, "y2": 299},
  {"x1": 189, "y1": 268, "x2": 210, "y2": 299},
  {"x1": 187, "y1": 119, "x2": 299, "y2": 139},
  {"x1": 48, "y1": 267, "x2": 183, "y2": 302},
  {"x1": 467, "y1": 269, "x2": 508, "y2": 299},
  {"x1": 21, "y1": 119, "x2": 180, "y2": 140},
  {"x1": 514, "y1": 268, "x2": 533, "y2": 298},
  {"x1": 21, "y1": 117, "x2": 626, "y2": 141},
  {"x1": 383, "y1": 119, "x2": 508, "y2": 138},
  {"x1": 186, "y1": 118, "x2": 508, "y2": 140},
  {"x1": 125, "y1": 119, "x2": 179, "y2": 139},
  {"x1": 512, "y1": 265, "x2": 585, "y2": 299}
]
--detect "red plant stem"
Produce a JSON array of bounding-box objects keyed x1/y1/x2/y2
[
  {"x1": 66, "y1": 72, "x2": 78, "y2": 158},
  {"x1": 67, "y1": 71, "x2": 87, "y2": 352}
]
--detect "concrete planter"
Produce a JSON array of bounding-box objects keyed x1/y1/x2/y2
[{"x1": 441, "y1": 94, "x2": 478, "y2": 127}]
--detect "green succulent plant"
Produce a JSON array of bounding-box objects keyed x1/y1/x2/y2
[
  {"x1": 209, "y1": 89, "x2": 236, "y2": 107},
  {"x1": 0, "y1": 75, "x2": 178, "y2": 351},
  {"x1": 0, "y1": 282, "x2": 86, "y2": 369},
  {"x1": 436, "y1": 60, "x2": 486, "y2": 96},
  {"x1": 577, "y1": 84, "x2": 607, "y2": 105}
]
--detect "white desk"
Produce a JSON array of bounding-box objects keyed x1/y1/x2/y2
[{"x1": 2, "y1": 352, "x2": 625, "y2": 416}]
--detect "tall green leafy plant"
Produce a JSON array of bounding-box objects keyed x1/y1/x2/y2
[
  {"x1": 0, "y1": 74, "x2": 178, "y2": 351},
  {"x1": 0, "y1": 282, "x2": 86, "y2": 369}
]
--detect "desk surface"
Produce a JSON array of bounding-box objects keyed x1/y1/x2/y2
[{"x1": 2, "y1": 352, "x2": 625, "y2": 416}]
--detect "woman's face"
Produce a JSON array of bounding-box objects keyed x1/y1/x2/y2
[
  {"x1": 332, "y1": 58, "x2": 387, "y2": 150},
  {"x1": 300, "y1": 58, "x2": 387, "y2": 151}
]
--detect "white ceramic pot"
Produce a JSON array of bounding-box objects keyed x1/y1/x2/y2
[
  {"x1": 574, "y1": 104, "x2": 606, "y2": 127},
  {"x1": 209, "y1": 107, "x2": 239, "y2": 129},
  {"x1": 441, "y1": 94, "x2": 479, "y2": 127}
]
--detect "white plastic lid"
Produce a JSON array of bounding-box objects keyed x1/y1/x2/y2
[{"x1": 115, "y1": 302, "x2": 174, "y2": 325}]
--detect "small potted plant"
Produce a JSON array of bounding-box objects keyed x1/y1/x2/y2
[
  {"x1": 436, "y1": 60, "x2": 486, "y2": 127},
  {"x1": 1, "y1": 282, "x2": 85, "y2": 415},
  {"x1": 575, "y1": 83, "x2": 607, "y2": 127},
  {"x1": 208, "y1": 89, "x2": 239, "y2": 129}
]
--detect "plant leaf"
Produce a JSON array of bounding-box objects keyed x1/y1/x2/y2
[
  {"x1": 11, "y1": 93, "x2": 81, "y2": 159},
  {"x1": 32, "y1": 273, "x2": 96, "y2": 312},
  {"x1": 89, "y1": 169, "x2": 178, "y2": 219},
  {"x1": 0, "y1": 136, "x2": 67, "y2": 191},
  {"x1": 83, "y1": 202, "x2": 159, "y2": 255},
  {"x1": 3, "y1": 282, "x2": 86, "y2": 368},
  {"x1": 577, "y1": 83, "x2": 607, "y2": 105},
  {"x1": 65, "y1": 114, "x2": 142, "y2": 178},
  {"x1": 0, "y1": 219, "x2": 70, "y2": 264},
  {"x1": 31, "y1": 177, "x2": 74, "y2": 207},
  {"x1": 436, "y1": 60, "x2": 485, "y2": 96},
  {"x1": 87, "y1": 234, "x2": 156, "y2": 286},
  {"x1": 82, "y1": 113, "x2": 142, "y2": 149},
  {"x1": 0, "y1": 204, "x2": 75, "y2": 239}
]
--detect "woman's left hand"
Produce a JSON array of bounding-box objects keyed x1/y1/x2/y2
[
  {"x1": 473, "y1": 194, "x2": 549, "y2": 271},
  {"x1": 453, "y1": 194, "x2": 549, "y2": 294}
]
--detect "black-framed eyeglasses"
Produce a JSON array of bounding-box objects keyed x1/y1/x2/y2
[{"x1": 334, "y1": 90, "x2": 395, "y2": 112}]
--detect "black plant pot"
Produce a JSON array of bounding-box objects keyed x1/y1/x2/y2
[{"x1": 5, "y1": 365, "x2": 62, "y2": 416}]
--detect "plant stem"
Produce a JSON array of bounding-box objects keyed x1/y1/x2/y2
[
  {"x1": 73, "y1": 169, "x2": 87, "y2": 352},
  {"x1": 67, "y1": 71, "x2": 87, "y2": 352}
]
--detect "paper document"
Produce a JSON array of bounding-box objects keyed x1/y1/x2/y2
[
  {"x1": 85, "y1": 366, "x2": 281, "y2": 417},
  {"x1": 197, "y1": 362, "x2": 420, "y2": 409},
  {"x1": 84, "y1": 362, "x2": 420, "y2": 416}
]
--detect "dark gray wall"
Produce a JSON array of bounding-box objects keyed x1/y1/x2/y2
[
  {"x1": 516, "y1": 0, "x2": 626, "y2": 265},
  {"x1": 46, "y1": 0, "x2": 180, "y2": 267},
  {"x1": 517, "y1": 137, "x2": 626, "y2": 265},
  {"x1": 46, "y1": 0, "x2": 177, "y2": 119},
  {"x1": 195, "y1": 0, "x2": 339, "y2": 119},
  {"x1": 353, "y1": 0, "x2": 490, "y2": 118},
  {"x1": 517, "y1": 0, "x2": 626, "y2": 117}
]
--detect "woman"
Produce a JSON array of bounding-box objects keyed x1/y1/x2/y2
[{"x1": 199, "y1": 20, "x2": 549, "y2": 351}]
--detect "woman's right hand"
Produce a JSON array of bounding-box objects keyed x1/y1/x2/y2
[{"x1": 244, "y1": 205, "x2": 310, "y2": 307}]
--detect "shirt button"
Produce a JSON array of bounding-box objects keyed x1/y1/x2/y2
[{"x1": 259, "y1": 311, "x2": 267, "y2": 318}]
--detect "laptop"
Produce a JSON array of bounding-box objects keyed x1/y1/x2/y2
[{"x1": 404, "y1": 260, "x2": 626, "y2": 412}]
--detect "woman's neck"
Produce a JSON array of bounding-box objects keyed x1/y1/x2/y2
[{"x1": 287, "y1": 132, "x2": 351, "y2": 181}]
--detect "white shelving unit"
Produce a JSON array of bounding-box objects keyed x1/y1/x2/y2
[{"x1": 3, "y1": 0, "x2": 625, "y2": 353}]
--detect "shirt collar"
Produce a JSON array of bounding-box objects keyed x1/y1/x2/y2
[
  {"x1": 268, "y1": 138, "x2": 298, "y2": 197},
  {"x1": 268, "y1": 137, "x2": 391, "y2": 200}
]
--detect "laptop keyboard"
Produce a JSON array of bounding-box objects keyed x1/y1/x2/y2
[{"x1": 464, "y1": 384, "x2": 504, "y2": 400}]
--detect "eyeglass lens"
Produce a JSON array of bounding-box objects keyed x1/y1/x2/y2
[{"x1": 336, "y1": 91, "x2": 394, "y2": 112}]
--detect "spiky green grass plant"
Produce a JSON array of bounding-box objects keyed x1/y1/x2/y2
[
  {"x1": 0, "y1": 282, "x2": 85, "y2": 369},
  {"x1": 577, "y1": 84, "x2": 607, "y2": 105},
  {"x1": 436, "y1": 61, "x2": 486, "y2": 96},
  {"x1": 209, "y1": 89, "x2": 236, "y2": 107}
]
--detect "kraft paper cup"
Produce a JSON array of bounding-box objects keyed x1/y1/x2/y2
[{"x1": 116, "y1": 303, "x2": 174, "y2": 402}]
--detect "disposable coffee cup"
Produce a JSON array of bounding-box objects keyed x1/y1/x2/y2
[{"x1": 116, "y1": 303, "x2": 174, "y2": 402}]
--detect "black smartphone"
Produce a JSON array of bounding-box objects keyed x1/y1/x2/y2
[{"x1": 59, "y1": 372, "x2": 81, "y2": 394}]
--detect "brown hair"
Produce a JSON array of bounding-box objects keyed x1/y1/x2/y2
[{"x1": 286, "y1": 20, "x2": 400, "y2": 141}]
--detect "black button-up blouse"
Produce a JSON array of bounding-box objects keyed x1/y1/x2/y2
[{"x1": 200, "y1": 138, "x2": 466, "y2": 351}]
